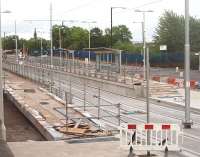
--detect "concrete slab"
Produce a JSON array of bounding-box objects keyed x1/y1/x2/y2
[
  {"x1": 151, "y1": 88, "x2": 200, "y2": 110},
  {"x1": 3, "y1": 141, "x2": 190, "y2": 157}
]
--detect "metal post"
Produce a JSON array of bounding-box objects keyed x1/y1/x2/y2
[
  {"x1": 15, "y1": 21, "x2": 18, "y2": 64},
  {"x1": 199, "y1": 51, "x2": 200, "y2": 72},
  {"x1": 117, "y1": 103, "x2": 121, "y2": 126},
  {"x1": 110, "y1": 7, "x2": 113, "y2": 48},
  {"x1": 59, "y1": 27, "x2": 62, "y2": 68},
  {"x1": 50, "y1": 3, "x2": 53, "y2": 67},
  {"x1": 65, "y1": 92, "x2": 68, "y2": 132},
  {"x1": 0, "y1": 0, "x2": 6, "y2": 140},
  {"x1": 98, "y1": 87, "x2": 100, "y2": 120},
  {"x1": 183, "y1": 0, "x2": 192, "y2": 128},
  {"x1": 40, "y1": 37, "x2": 43, "y2": 65},
  {"x1": 89, "y1": 28, "x2": 91, "y2": 64},
  {"x1": 123, "y1": 65, "x2": 126, "y2": 83},
  {"x1": 119, "y1": 50, "x2": 122, "y2": 74},
  {"x1": 142, "y1": 14, "x2": 146, "y2": 80},
  {"x1": 50, "y1": 3, "x2": 53, "y2": 93},
  {"x1": 72, "y1": 51, "x2": 74, "y2": 72},
  {"x1": 83, "y1": 80, "x2": 86, "y2": 111},
  {"x1": 146, "y1": 47, "x2": 150, "y2": 156},
  {"x1": 69, "y1": 75, "x2": 72, "y2": 104}
]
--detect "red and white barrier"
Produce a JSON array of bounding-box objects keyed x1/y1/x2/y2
[{"x1": 120, "y1": 123, "x2": 182, "y2": 152}]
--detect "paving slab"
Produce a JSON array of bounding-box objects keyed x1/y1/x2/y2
[{"x1": 0, "y1": 140, "x2": 190, "y2": 157}]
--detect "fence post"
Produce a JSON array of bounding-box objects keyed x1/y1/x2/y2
[
  {"x1": 58, "y1": 71, "x2": 61, "y2": 98},
  {"x1": 117, "y1": 103, "x2": 121, "y2": 126},
  {"x1": 65, "y1": 92, "x2": 68, "y2": 132},
  {"x1": 98, "y1": 87, "x2": 101, "y2": 120},
  {"x1": 123, "y1": 65, "x2": 126, "y2": 83},
  {"x1": 70, "y1": 60, "x2": 72, "y2": 73},
  {"x1": 50, "y1": 69, "x2": 53, "y2": 93},
  {"x1": 83, "y1": 79, "x2": 86, "y2": 111},
  {"x1": 3, "y1": 71, "x2": 5, "y2": 90},
  {"x1": 69, "y1": 75, "x2": 72, "y2": 104}
]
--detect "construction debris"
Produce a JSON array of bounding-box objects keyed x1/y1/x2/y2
[{"x1": 54, "y1": 122, "x2": 112, "y2": 137}]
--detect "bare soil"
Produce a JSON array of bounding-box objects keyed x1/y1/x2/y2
[{"x1": 4, "y1": 96, "x2": 45, "y2": 142}]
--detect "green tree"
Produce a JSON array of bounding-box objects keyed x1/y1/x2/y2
[
  {"x1": 112, "y1": 25, "x2": 132, "y2": 43},
  {"x1": 69, "y1": 26, "x2": 88, "y2": 49},
  {"x1": 154, "y1": 11, "x2": 185, "y2": 52},
  {"x1": 113, "y1": 41, "x2": 134, "y2": 52},
  {"x1": 154, "y1": 10, "x2": 200, "y2": 52},
  {"x1": 90, "y1": 27, "x2": 105, "y2": 47},
  {"x1": 190, "y1": 17, "x2": 200, "y2": 52},
  {"x1": 3, "y1": 35, "x2": 19, "y2": 50}
]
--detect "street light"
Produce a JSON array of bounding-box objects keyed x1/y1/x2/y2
[
  {"x1": 135, "y1": 9, "x2": 153, "y2": 157},
  {"x1": 81, "y1": 20, "x2": 96, "y2": 64},
  {"x1": 37, "y1": 30, "x2": 45, "y2": 64},
  {"x1": 111, "y1": 7, "x2": 126, "y2": 48},
  {"x1": 54, "y1": 25, "x2": 65, "y2": 67},
  {"x1": 0, "y1": 0, "x2": 11, "y2": 141},
  {"x1": 135, "y1": 9, "x2": 153, "y2": 80},
  {"x1": 183, "y1": 0, "x2": 192, "y2": 128},
  {"x1": 133, "y1": 21, "x2": 145, "y2": 77}
]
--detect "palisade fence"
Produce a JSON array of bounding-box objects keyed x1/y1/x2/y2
[
  {"x1": 29, "y1": 49, "x2": 199, "y2": 69},
  {"x1": 3, "y1": 58, "x2": 143, "y2": 130}
]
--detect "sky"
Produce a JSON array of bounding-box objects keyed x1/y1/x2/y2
[{"x1": 1, "y1": 0, "x2": 200, "y2": 42}]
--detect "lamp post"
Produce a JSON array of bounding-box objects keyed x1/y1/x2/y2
[
  {"x1": 183, "y1": 0, "x2": 192, "y2": 129},
  {"x1": 55, "y1": 25, "x2": 65, "y2": 67},
  {"x1": 110, "y1": 7, "x2": 126, "y2": 48},
  {"x1": 135, "y1": 10, "x2": 153, "y2": 80},
  {"x1": 133, "y1": 21, "x2": 145, "y2": 78},
  {"x1": 135, "y1": 9, "x2": 153, "y2": 157},
  {"x1": 81, "y1": 21, "x2": 96, "y2": 64},
  {"x1": 38, "y1": 30, "x2": 44, "y2": 65},
  {"x1": 0, "y1": 0, "x2": 11, "y2": 141},
  {"x1": 50, "y1": 2, "x2": 53, "y2": 68},
  {"x1": 14, "y1": 20, "x2": 18, "y2": 63}
]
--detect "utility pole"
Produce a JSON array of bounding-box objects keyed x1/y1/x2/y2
[
  {"x1": 89, "y1": 28, "x2": 91, "y2": 63},
  {"x1": 58, "y1": 27, "x2": 62, "y2": 67},
  {"x1": 110, "y1": 7, "x2": 126, "y2": 48},
  {"x1": 183, "y1": 0, "x2": 192, "y2": 128},
  {"x1": 135, "y1": 10, "x2": 153, "y2": 80},
  {"x1": 40, "y1": 37, "x2": 43, "y2": 65},
  {"x1": 110, "y1": 7, "x2": 113, "y2": 48},
  {"x1": 135, "y1": 9, "x2": 153, "y2": 156},
  {"x1": 80, "y1": 20, "x2": 96, "y2": 64},
  {"x1": 142, "y1": 14, "x2": 146, "y2": 80},
  {"x1": 50, "y1": 2, "x2": 53, "y2": 67},
  {"x1": 199, "y1": 51, "x2": 200, "y2": 71},
  {"x1": 0, "y1": 0, "x2": 11, "y2": 142},
  {"x1": 146, "y1": 47, "x2": 150, "y2": 156},
  {"x1": 133, "y1": 21, "x2": 145, "y2": 78},
  {"x1": 15, "y1": 20, "x2": 18, "y2": 63}
]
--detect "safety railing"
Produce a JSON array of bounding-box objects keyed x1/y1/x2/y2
[
  {"x1": 8, "y1": 56, "x2": 139, "y2": 85},
  {"x1": 3, "y1": 60, "x2": 141, "y2": 130}
]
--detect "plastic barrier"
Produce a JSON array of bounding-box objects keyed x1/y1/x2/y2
[{"x1": 120, "y1": 123, "x2": 182, "y2": 153}]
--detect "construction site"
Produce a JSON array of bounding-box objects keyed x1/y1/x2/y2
[{"x1": 1, "y1": 0, "x2": 200, "y2": 157}]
